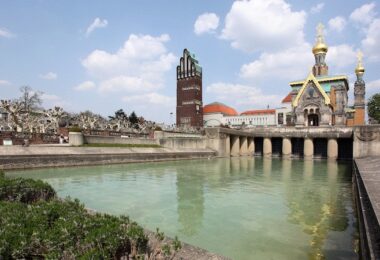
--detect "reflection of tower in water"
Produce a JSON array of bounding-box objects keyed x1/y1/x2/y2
[
  {"x1": 176, "y1": 168, "x2": 205, "y2": 237},
  {"x1": 285, "y1": 160, "x2": 350, "y2": 259}
]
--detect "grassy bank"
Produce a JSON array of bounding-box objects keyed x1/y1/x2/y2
[
  {"x1": 81, "y1": 143, "x2": 162, "y2": 148},
  {"x1": 0, "y1": 170, "x2": 180, "y2": 259}
]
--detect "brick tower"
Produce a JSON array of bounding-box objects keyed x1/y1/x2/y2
[
  {"x1": 176, "y1": 49, "x2": 203, "y2": 128},
  {"x1": 354, "y1": 50, "x2": 366, "y2": 125}
]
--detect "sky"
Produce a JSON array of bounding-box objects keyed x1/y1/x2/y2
[{"x1": 1, "y1": 0, "x2": 380, "y2": 123}]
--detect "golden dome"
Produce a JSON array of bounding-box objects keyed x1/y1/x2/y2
[
  {"x1": 355, "y1": 50, "x2": 365, "y2": 75},
  {"x1": 312, "y1": 42, "x2": 328, "y2": 55},
  {"x1": 355, "y1": 65, "x2": 365, "y2": 75}
]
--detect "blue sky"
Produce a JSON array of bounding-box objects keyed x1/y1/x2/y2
[{"x1": 1, "y1": 0, "x2": 380, "y2": 123}]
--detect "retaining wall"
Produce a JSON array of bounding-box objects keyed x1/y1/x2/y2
[{"x1": 84, "y1": 135, "x2": 158, "y2": 145}]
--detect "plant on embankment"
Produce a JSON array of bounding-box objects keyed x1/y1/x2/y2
[
  {"x1": 0, "y1": 171, "x2": 181, "y2": 259},
  {"x1": 0, "y1": 172, "x2": 56, "y2": 203}
]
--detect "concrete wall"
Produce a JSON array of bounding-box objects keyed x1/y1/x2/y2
[
  {"x1": 0, "y1": 146, "x2": 216, "y2": 170},
  {"x1": 159, "y1": 137, "x2": 207, "y2": 149},
  {"x1": 353, "y1": 125, "x2": 380, "y2": 158},
  {"x1": 154, "y1": 131, "x2": 203, "y2": 139},
  {"x1": 84, "y1": 135, "x2": 158, "y2": 145}
]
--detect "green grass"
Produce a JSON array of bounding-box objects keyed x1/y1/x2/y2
[{"x1": 81, "y1": 143, "x2": 162, "y2": 148}]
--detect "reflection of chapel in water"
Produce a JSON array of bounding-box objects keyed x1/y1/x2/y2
[
  {"x1": 283, "y1": 160, "x2": 355, "y2": 259},
  {"x1": 287, "y1": 23, "x2": 366, "y2": 127}
]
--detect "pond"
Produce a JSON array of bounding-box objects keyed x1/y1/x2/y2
[{"x1": 8, "y1": 157, "x2": 358, "y2": 260}]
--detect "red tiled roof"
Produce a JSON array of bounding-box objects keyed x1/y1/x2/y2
[
  {"x1": 282, "y1": 92, "x2": 292, "y2": 103},
  {"x1": 240, "y1": 109, "x2": 276, "y2": 115},
  {"x1": 203, "y1": 102, "x2": 238, "y2": 116}
]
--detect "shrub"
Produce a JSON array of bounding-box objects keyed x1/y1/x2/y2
[
  {"x1": 0, "y1": 174, "x2": 56, "y2": 203},
  {"x1": 0, "y1": 198, "x2": 148, "y2": 258},
  {"x1": 0, "y1": 174, "x2": 182, "y2": 259},
  {"x1": 68, "y1": 126, "x2": 82, "y2": 133}
]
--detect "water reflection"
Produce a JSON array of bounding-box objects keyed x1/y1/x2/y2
[
  {"x1": 284, "y1": 160, "x2": 351, "y2": 259},
  {"x1": 176, "y1": 166, "x2": 205, "y2": 236},
  {"x1": 7, "y1": 157, "x2": 357, "y2": 260}
]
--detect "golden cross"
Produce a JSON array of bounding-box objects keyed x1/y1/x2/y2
[
  {"x1": 357, "y1": 50, "x2": 363, "y2": 64},
  {"x1": 316, "y1": 23, "x2": 324, "y2": 38}
]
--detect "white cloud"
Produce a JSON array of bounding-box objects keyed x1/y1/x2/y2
[
  {"x1": 0, "y1": 27, "x2": 15, "y2": 38},
  {"x1": 0, "y1": 80, "x2": 11, "y2": 86},
  {"x1": 86, "y1": 18, "x2": 108, "y2": 36},
  {"x1": 122, "y1": 93, "x2": 174, "y2": 106},
  {"x1": 367, "y1": 79, "x2": 380, "y2": 92},
  {"x1": 82, "y1": 34, "x2": 176, "y2": 94},
  {"x1": 327, "y1": 44, "x2": 356, "y2": 70},
  {"x1": 240, "y1": 43, "x2": 313, "y2": 80},
  {"x1": 122, "y1": 93, "x2": 175, "y2": 122},
  {"x1": 98, "y1": 76, "x2": 157, "y2": 93},
  {"x1": 221, "y1": 0, "x2": 306, "y2": 52},
  {"x1": 310, "y1": 3, "x2": 324, "y2": 14},
  {"x1": 240, "y1": 43, "x2": 356, "y2": 81},
  {"x1": 74, "y1": 81, "x2": 96, "y2": 91},
  {"x1": 194, "y1": 13, "x2": 220, "y2": 35},
  {"x1": 41, "y1": 93, "x2": 69, "y2": 108},
  {"x1": 328, "y1": 16, "x2": 346, "y2": 32},
  {"x1": 350, "y1": 2, "x2": 377, "y2": 25},
  {"x1": 362, "y1": 18, "x2": 380, "y2": 62},
  {"x1": 39, "y1": 72, "x2": 57, "y2": 80},
  {"x1": 206, "y1": 82, "x2": 280, "y2": 109}
]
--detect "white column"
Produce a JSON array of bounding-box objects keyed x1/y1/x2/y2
[
  {"x1": 282, "y1": 137, "x2": 292, "y2": 158},
  {"x1": 240, "y1": 136, "x2": 248, "y2": 156},
  {"x1": 231, "y1": 135, "x2": 240, "y2": 157},
  {"x1": 327, "y1": 138, "x2": 338, "y2": 160},
  {"x1": 263, "y1": 137, "x2": 272, "y2": 157},
  {"x1": 304, "y1": 138, "x2": 314, "y2": 159}
]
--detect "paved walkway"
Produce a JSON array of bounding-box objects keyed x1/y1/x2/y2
[
  {"x1": 355, "y1": 156, "x2": 380, "y2": 223},
  {"x1": 355, "y1": 156, "x2": 380, "y2": 259}
]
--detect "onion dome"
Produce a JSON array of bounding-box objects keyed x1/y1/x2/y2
[
  {"x1": 312, "y1": 23, "x2": 328, "y2": 55},
  {"x1": 203, "y1": 102, "x2": 238, "y2": 116}
]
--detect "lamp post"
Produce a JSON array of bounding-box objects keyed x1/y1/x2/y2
[{"x1": 170, "y1": 112, "x2": 173, "y2": 128}]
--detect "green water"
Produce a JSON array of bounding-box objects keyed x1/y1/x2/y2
[{"x1": 8, "y1": 158, "x2": 358, "y2": 259}]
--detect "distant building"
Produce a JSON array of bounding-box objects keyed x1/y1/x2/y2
[
  {"x1": 176, "y1": 49, "x2": 203, "y2": 128},
  {"x1": 285, "y1": 23, "x2": 366, "y2": 127},
  {"x1": 203, "y1": 102, "x2": 280, "y2": 128}
]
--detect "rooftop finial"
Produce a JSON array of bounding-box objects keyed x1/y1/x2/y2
[
  {"x1": 355, "y1": 50, "x2": 365, "y2": 76},
  {"x1": 316, "y1": 23, "x2": 325, "y2": 43},
  {"x1": 312, "y1": 23, "x2": 328, "y2": 55}
]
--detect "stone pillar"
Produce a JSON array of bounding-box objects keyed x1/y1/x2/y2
[
  {"x1": 327, "y1": 138, "x2": 338, "y2": 160},
  {"x1": 231, "y1": 135, "x2": 240, "y2": 157},
  {"x1": 69, "y1": 132, "x2": 84, "y2": 146},
  {"x1": 304, "y1": 138, "x2": 314, "y2": 159},
  {"x1": 240, "y1": 136, "x2": 248, "y2": 156},
  {"x1": 225, "y1": 135, "x2": 231, "y2": 156},
  {"x1": 248, "y1": 137, "x2": 255, "y2": 155},
  {"x1": 282, "y1": 137, "x2": 292, "y2": 158},
  {"x1": 263, "y1": 137, "x2": 272, "y2": 157}
]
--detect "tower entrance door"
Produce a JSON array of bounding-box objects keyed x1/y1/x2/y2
[{"x1": 308, "y1": 114, "x2": 319, "y2": 126}]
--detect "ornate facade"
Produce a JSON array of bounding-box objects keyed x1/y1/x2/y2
[
  {"x1": 289, "y1": 23, "x2": 366, "y2": 127},
  {"x1": 176, "y1": 49, "x2": 203, "y2": 128}
]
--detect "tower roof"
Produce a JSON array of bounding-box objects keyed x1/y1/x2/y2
[{"x1": 203, "y1": 102, "x2": 238, "y2": 116}]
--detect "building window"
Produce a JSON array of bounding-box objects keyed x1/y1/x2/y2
[{"x1": 278, "y1": 113, "x2": 284, "y2": 125}]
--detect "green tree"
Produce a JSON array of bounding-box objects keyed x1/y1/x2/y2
[
  {"x1": 109, "y1": 109, "x2": 128, "y2": 120},
  {"x1": 129, "y1": 111, "x2": 138, "y2": 126},
  {"x1": 368, "y1": 93, "x2": 380, "y2": 123}
]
